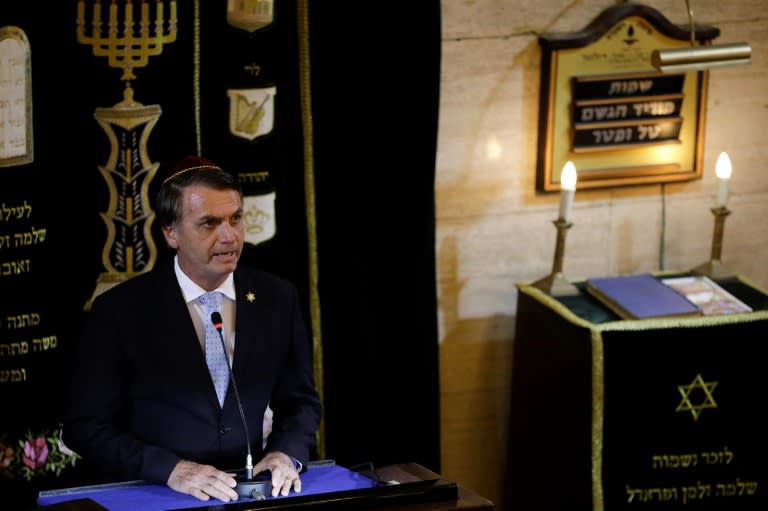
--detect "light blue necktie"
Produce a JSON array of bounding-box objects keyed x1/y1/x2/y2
[{"x1": 199, "y1": 291, "x2": 229, "y2": 406}]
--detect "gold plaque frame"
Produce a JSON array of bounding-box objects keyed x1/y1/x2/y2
[{"x1": 536, "y1": 3, "x2": 719, "y2": 192}]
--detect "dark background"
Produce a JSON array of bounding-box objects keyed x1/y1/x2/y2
[{"x1": 0, "y1": 1, "x2": 441, "y2": 508}]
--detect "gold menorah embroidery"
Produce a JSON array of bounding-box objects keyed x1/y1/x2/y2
[
  {"x1": 76, "y1": 1, "x2": 176, "y2": 309},
  {"x1": 76, "y1": 0, "x2": 177, "y2": 83}
]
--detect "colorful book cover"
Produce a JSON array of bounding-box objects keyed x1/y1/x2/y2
[{"x1": 661, "y1": 275, "x2": 753, "y2": 315}]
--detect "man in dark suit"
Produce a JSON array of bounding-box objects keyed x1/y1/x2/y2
[{"x1": 64, "y1": 155, "x2": 321, "y2": 503}]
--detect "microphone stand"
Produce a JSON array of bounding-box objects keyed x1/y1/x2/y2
[{"x1": 211, "y1": 312, "x2": 272, "y2": 500}]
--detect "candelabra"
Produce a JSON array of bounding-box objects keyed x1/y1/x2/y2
[
  {"x1": 532, "y1": 219, "x2": 580, "y2": 296},
  {"x1": 77, "y1": 0, "x2": 177, "y2": 310},
  {"x1": 77, "y1": 0, "x2": 178, "y2": 105},
  {"x1": 691, "y1": 206, "x2": 734, "y2": 279}
]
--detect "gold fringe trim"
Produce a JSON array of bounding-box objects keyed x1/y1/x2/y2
[{"x1": 296, "y1": 0, "x2": 325, "y2": 459}]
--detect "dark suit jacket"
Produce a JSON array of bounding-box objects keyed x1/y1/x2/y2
[{"x1": 63, "y1": 257, "x2": 321, "y2": 484}]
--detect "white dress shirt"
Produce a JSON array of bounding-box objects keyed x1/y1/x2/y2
[{"x1": 173, "y1": 255, "x2": 237, "y2": 361}]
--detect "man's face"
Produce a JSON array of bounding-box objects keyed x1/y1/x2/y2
[{"x1": 162, "y1": 184, "x2": 244, "y2": 290}]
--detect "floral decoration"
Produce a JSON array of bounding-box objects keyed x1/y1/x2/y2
[{"x1": 0, "y1": 425, "x2": 79, "y2": 481}]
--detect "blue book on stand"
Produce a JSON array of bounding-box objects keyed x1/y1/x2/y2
[{"x1": 586, "y1": 273, "x2": 702, "y2": 319}]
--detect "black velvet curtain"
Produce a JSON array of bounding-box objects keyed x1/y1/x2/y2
[
  {"x1": 308, "y1": 2, "x2": 442, "y2": 472},
  {"x1": 1, "y1": 2, "x2": 441, "y2": 507}
]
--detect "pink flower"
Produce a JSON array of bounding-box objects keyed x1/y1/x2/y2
[{"x1": 22, "y1": 437, "x2": 49, "y2": 470}]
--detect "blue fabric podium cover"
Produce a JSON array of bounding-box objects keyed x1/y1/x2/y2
[{"x1": 38, "y1": 464, "x2": 379, "y2": 511}]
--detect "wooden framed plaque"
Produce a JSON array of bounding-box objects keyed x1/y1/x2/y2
[{"x1": 536, "y1": 3, "x2": 719, "y2": 191}]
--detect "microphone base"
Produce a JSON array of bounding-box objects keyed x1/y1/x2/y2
[{"x1": 234, "y1": 470, "x2": 272, "y2": 500}]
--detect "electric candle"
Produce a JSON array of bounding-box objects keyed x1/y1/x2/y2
[
  {"x1": 715, "y1": 152, "x2": 732, "y2": 208},
  {"x1": 558, "y1": 161, "x2": 577, "y2": 223}
]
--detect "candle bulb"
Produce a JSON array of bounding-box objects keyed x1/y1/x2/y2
[
  {"x1": 715, "y1": 152, "x2": 732, "y2": 208},
  {"x1": 558, "y1": 161, "x2": 577, "y2": 223}
]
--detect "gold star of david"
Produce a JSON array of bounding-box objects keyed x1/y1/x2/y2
[
  {"x1": 246, "y1": 291, "x2": 255, "y2": 303},
  {"x1": 676, "y1": 373, "x2": 718, "y2": 421}
]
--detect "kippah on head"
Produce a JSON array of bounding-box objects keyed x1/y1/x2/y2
[{"x1": 162, "y1": 155, "x2": 223, "y2": 185}]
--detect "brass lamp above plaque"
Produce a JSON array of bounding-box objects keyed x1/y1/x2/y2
[{"x1": 651, "y1": 0, "x2": 751, "y2": 73}]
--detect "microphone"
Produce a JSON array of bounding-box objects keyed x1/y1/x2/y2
[{"x1": 210, "y1": 311, "x2": 272, "y2": 500}]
